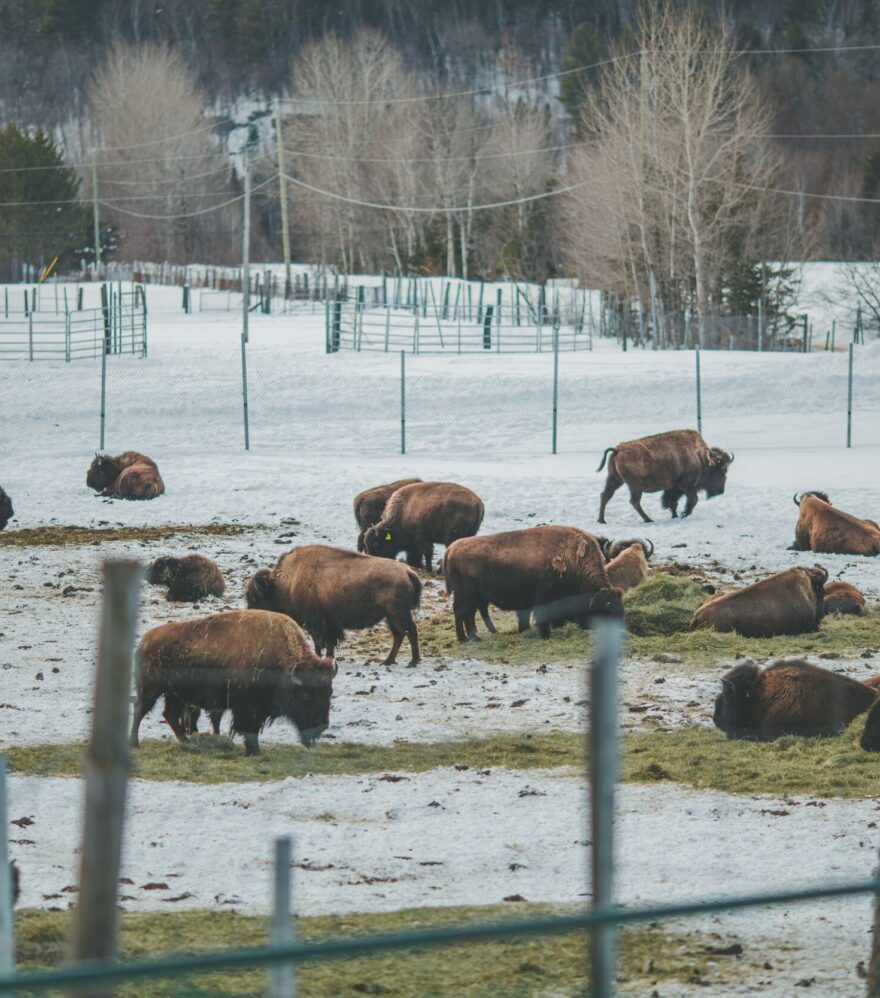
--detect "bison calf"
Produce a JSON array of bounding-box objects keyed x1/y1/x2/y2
[
  {"x1": 604, "y1": 538, "x2": 653, "y2": 591},
  {"x1": 147, "y1": 554, "x2": 226, "y2": 602},
  {"x1": 354, "y1": 478, "x2": 422, "y2": 552},
  {"x1": 823, "y1": 581, "x2": 866, "y2": 616},
  {"x1": 247, "y1": 544, "x2": 422, "y2": 665},
  {"x1": 87, "y1": 451, "x2": 164, "y2": 500},
  {"x1": 691, "y1": 566, "x2": 827, "y2": 638},
  {"x1": 714, "y1": 659, "x2": 878, "y2": 740},
  {"x1": 791, "y1": 492, "x2": 880, "y2": 556},
  {"x1": 131, "y1": 610, "x2": 336, "y2": 756},
  {"x1": 363, "y1": 481, "x2": 484, "y2": 571}
]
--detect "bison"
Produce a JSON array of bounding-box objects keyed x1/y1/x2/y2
[
  {"x1": 354, "y1": 478, "x2": 422, "y2": 552},
  {"x1": 87, "y1": 451, "x2": 165, "y2": 500},
  {"x1": 0, "y1": 486, "x2": 12, "y2": 530},
  {"x1": 859, "y1": 697, "x2": 880, "y2": 751},
  {"x1": 363, "y1": 481, "x2": 484, "y2": 571},
  {"x1": 442, "y1": 525, "x2": 624, "y2": 641},
  {"x1": 604, "y1": 538, "x2": 653, "y2": 591},
  {"x1": 790, "y1": 492, "x2": 880, "y2": 556},
  {"x1": 691, "y1": 566, "x2": 827, "y2": 638},
  {"x1": 246, "y1": 544, "x2": 422, "y2": 665},
  {"x1": 713, "y1": 659, "x2": 878, "y2": 741},
  {"x1": 597, "y1": 429, "x2": 733, "y2": 523},
  {"x1": 130, "y1": 610, "x2": 336, "y2": 756},
  {"x1": 823, "y1": 580, "x2": 866, "y2": 616},
  {"x1": 146, "y1": 554, "x2": 226, "y2": 602}
]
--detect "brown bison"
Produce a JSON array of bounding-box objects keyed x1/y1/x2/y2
[
  {"x1": 823, "y1": 580, "x2": 866, "y2": 616},
  {"x1": 363, "y1": 481, "x2": 485, "y2": 571},
  {"x1": 604, "y1": 538, "x2": 653, "y2": 591},
  {"x1": 146, "y1": 555, "x2": 226, "y2": 602},
  {"x1": 790, "y1": 492, "x2": 880, "y2": 556},
  {"x1": 714, "y1": 659, "x2": 879, "y2": 740},
  {"x1": 87, "y1": 451, "x2": 164, "y2": 500},
  {"x1": 354, "y1": 478, "x2": 422, "y2": 552},
  {"x1": 443, "y1": 526, "x2": 624, "y2": 641},
  {"x1": 130, "y1": 610, "x2": 336, "y2": 756},
  {"x1": 597, "y1": 429, "x2": 733, "y2": 523},
  {"x1": 0, "y1": 486, "x2": 12, "y2": 530},
  {"x1": 691, "y1": 566, "x2": 827, "y2": 638},
  {"x1": 246, "y1": 544, "x2": 422, "y2": 665}
]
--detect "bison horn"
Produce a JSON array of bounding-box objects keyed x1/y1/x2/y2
[
  {"x1": 793, "y1": 492, "x2": 802, "y2": 507},
  {"x1": 642, "y1": 538, "x2": 654, "y2": 558},
  {"x1": 602, "y1": 539, "x2": 612, "y2": 558},
  {"x1": 727, "y1": 451, "x2": 734, "y2": 464}
]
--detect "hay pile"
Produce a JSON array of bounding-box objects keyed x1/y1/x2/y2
[{"x1": 623, "y1": 573, "x2": 707, "y2": 636}]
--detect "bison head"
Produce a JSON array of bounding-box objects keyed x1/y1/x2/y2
[
  {"x1": 0, "y1": 487, "x2": 13, "y2": 530},
  {"x1": 363, "y1": 525, "x2": 399, "y2": 559},
  {"x1": 284, "y1": 657, "x2": 337, "y2": 747},
  {"x1": 588, "y1": 586, "x2": 625, "y2": 620},
  {"x1": 794, "y1": 491, "x2": 831, "y2": 507},
  {"x1": 245, "y1": 569, "x2": 278, "y2": 611},
  {"x1": 713, "y1": 662, "x2": 762, "y2": 738},
  {"x1": 86, "y1": 453, "x2": 117, "y2": 493},
  {"x1": 860, "y1": 699, "x2": 880, "y2": 753},
  {"x1": 701, "y1": 448, "x2": 734, "y2": 499},
  {"x1": 146, "y1": 556, "x2": 178, "y2": 586},
  {"x1": 605, "y1": 538, "x2": 653, "y2": 560}
]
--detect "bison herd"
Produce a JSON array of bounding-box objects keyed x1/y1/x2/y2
[{"x1": 0, "y1": 427, "x2": 877, "y2": 759}]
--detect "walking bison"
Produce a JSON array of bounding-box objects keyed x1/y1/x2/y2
[
  {"x1": 691, "y1": 566, "x2": 827, "y2": 638},
  {"x1": 87, "y1": 451, "x2": 165, "y2": 500},
  {"x1": 363, "y1": 481, "x2": 484, "y2": 571},
  {"x1": 790, "y1": 492, "x2": 880, "y2": 556},
  {"x1": 147, "y1": 554, "x2": 226, "y2": 602},
  {"x1": 597, "y1": 430, "x2": 733, "y2": 523},
  {"x1": 354, "y1": 478, "x2": 422, "y2": 552},
  {"x1": 442, "y1": 525, "x2": 624, "y2": 641},
  {"x1": 247, "y1": 544, "x2": 422, "y2": 665},
  {"x1": 130, "y1": 610, "x2": 336, "y2": 756}
]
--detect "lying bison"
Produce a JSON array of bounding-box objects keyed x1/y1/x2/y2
[
  {"x1": 597, "y1": 429, "x2": 733, "y2": 523},
  {"x1": 604, "y1": 538, "x2": 653, "y2": 591},
  {"x1": 131, "y1": 610, "x2": 336, "y2": 756},
  {"x1": 87, "y1": 451, "x2": 165, "y2": 500},
  {"x1": 354, "y1": 478, "x2": 422, "y2": 552},
  {"x1": 443, "y1": 525, "x2": 624, "y2": 641},
  {"x1": 823, "y1": 580, "x2": 866, "y2": 616},
  {"x1": 247, "y1": 544, "x2": 422, "y2": 665},
  {"x1": 363, "y1": 481, "x2": 484, "y2": 571},
  {"x1": 791, "y1": 492, "x2": 880, "y2": 556},
  {"x1": 147, "y1": 555, "x2": 226, "y2": 602},
  {"x1": 691, "y1": 566, "x2": 827, "y2": 638},
  {"x1": 714, "y1": 659, "x2": 878, "y2": 740},
  {"x1": 0, "y1": 486, "x2": 12, "y2": 530}
]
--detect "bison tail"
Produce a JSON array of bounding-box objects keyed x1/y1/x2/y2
[
  {"x1": 596, "y1": 447, "x2": 616, "y2": 473},
  {"x1": 407, "y1": 569, "x2": 423, "y2": 609}
]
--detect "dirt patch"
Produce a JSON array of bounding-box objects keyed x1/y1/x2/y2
[{"x1": 0, "y1": 523, "x2": 251, "y2": 548}]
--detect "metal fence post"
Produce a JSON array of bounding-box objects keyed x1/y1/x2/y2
[
  {"x1": 482, "y1": 305, "x2": 493, "y2": 350},
  {"x1": 400, "y1": 350, "x2": 406, "y2": 455},
  {"x1": 65, "y1": 312, "x2": 71, "y2": 362},
  {"x1": 241, "y1": 334, "x2": 251, "y2": 451},
  {"x1": 847, "y1": 343, "x2": 854, "y2": 448},
  {"x1": 0, "y1": 758, "x2": 13, "y2": 984},
  {"x1": 268, "y1": 837, "x2": 295, "y2": 998},
  {"x1": 99, "y1": 335, "x2": 107, "y2": 450},
  {"x1": 28, "y1": 313, "x2": 33, "y2": 361},
  {"x1": 589, "y1": 617, "x2": 624, "y2": 998},
  {"x1": 552, "y1": 325, "x2": 559, "y2": 455},
  {"x1": 695, "y1": 345, "x2": 702, "y2": 434}
]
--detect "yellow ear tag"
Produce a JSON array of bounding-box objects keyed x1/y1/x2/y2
[{"x1": 385, "y1": 532, "x2": 392, "y2": 541}]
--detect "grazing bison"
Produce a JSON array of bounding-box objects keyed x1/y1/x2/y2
[
  {"x1": 597, "y1": 429, "x2": 733, "y2": 523},
  {"x1": 691, "y1": 566, "x2": 827, "y2": 638},
  {"x1": 363, "y1": 481, "x2": 484, "y2": 571},
  {"x1": 87, "y1": 451, "x2": 164, "y2": 500},
  {"x1": 247, "y1": 544, "x2": 422, "y2": 665},
  {"x1": 147, "y1": 555, "x2": 226, "y2": 602},
  {"x1": 130, "y1": 610, "x2": 336, "y2": 756},
  {"x1": 442, "y1": 526, "x2": 624, "y2": 641},
  {"x1": 823, "y1": 581, "x2": 866, "y2": 616},
  {"x1": 354, "y1": 478, "x2": 422, "y2": 552},
  {"x1": 790, "y1": 492, "x2": 880, "y2": 556},
  {"x1": 713, "y1": 659, "x2": 878, "y2": 740},
  {"x1": 0, "y1": 486, "x2": 12, "y2": 530},
  {"x1": 604, "y1": 538, "x2": 653, "y2": 591}
]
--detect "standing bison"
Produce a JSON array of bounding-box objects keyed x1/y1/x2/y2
[
  {"x1": 713, "y1": 659, "x2": 879, "y2": 740},
  {"x1": 87, "y1": 451, "x2": 164, "y2": 500},
  {"x1": 604, "y1": 538, "x2": 653, "y2": 591},
  {"x1": 0, "y1": 486, "x2": 12, "y2": 530},
  {"x1": 146, "y1": 555, "x2": 226, "y2": 602},
  {"x1": 130, "y1": 610, "x2": 336, "y2": 756},
  {"x1": 691, "y1": 566, "x2": 827, "y2": 638},
  {"x1": 790, "y1": 492, "x2": 880, "y2": 556},
  {"x1": 597, "y1": 429, "x2": 733, "y2": 523},
  {"x1": 363, "y1": 481, "x2": 484, "y2": 571},
  {"x1": 443, "y1": 525, "x2": 624, "y2": 641},
  {"x1": 247, "y1": 544, "x2": 422, "y2": 665},
  {"x1": 354, "y1": 478, "x2": 422, "y2": 552}
]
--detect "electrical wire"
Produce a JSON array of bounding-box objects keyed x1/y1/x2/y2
[
  {"x1": 97, "y1": 176, "x2": 276, "y2": 219},
  {"x1": 94, "y1": 117, "x2": 233, "y2": 152}
]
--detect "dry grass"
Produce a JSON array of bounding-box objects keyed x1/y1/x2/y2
[{"x1": 0, "y1": 523, "x2": 249, "y2": 548}]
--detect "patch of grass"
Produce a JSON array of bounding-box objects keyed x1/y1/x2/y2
[
  {"x1": 623, "y1": 574, "x2": 706, "y2": 637},
  {"x1": 13, "y1": 904, "x2": 756, "y2": 996},
  {"x1": 0, "y1": 523, "x2": 249, "y2": 548}
]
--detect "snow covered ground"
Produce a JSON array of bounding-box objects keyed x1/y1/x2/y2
[{"x1": 2, "y1": 279, "x2": 880, "y2": 992}]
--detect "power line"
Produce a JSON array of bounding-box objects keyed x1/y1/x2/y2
[
  {"x1": 0, "y1": 189, "x2": 241, "y2": 208},
  {"x1": 0, "y1": 151, "x2": 229, "y2": 175},
  {"x1": 95, "y1": 117, "x2": 232, "y2": 152},
  {"x1": 99, "y1": 176, "x2": 276, "y2": 219},
  {"x1": 97, "y1": 165, "x2": 232, "y2": 187}
]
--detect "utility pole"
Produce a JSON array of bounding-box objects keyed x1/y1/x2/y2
[
  {"x1": 91, "y1": 149, "x2": 101, "y2": 269},
  {"x1": 242, "y1": 154, "x2": 251, "y2": 345},
  {"x1": 274, "y1": 99, "x2": 292, "y2": 298}
]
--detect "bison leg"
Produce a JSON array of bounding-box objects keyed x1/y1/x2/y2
[
  {"x1": 627, "y1": 488, "x2": 654, "y2": 523},
  {"x1": 662, "y1": 488, "x2": 683, "y2": 518},
  {"x1": 405, "y1": 549, "x2": 421, "y2": 568},
  {"x1": 129, "y1": 689, "x2": 160, "y2": 748},
  {"x1": 162, "y1": 693, "x2": 190, "y2": 744},
  {"x1": 453, "y1": 600, "x2": 468, "y2": 643},
  {"x1": 383, "y1": 620, "x2": 406, "y2": 665},
  {"x1": 209, "y1": 710, "x2": 224, "y2": 735},
  {"x1": 597, "y1": 476, "x2": 622, "y2": 524},
  {"x1": 423, "y1": 544, "x2": 434, "y2": 572},
  {"x1": 479, "y1": 605, "x2": 497, "y2": 634},
  {"x1": 242, "y1": 732, "x2": 261, "y2": 756},
  {"x1": 516, "y1": 610, "x2": 531, "y2": 633},
  {"x1": 537, "y1": 621, "x2": 551, "y2": 639},
  {"x1": 682, "y1": 489, "x2": 699, "y2": 517},
  {"x1": 465, "y1": 610, "x2": 480, "y2": 641},
  {"x1": 182, "y1": 706, "x2": 201, "y2": 735},
  {"x1": 406, "y1": 619, "x2": 421, "y2": 666}
]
